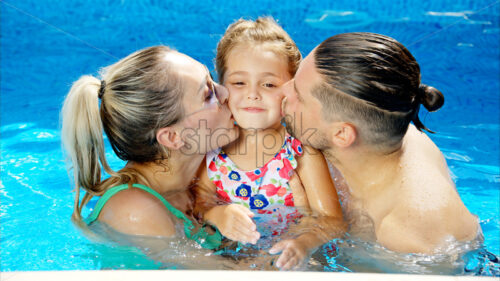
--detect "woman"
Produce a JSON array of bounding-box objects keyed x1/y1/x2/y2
[{"x1": 61, "y1": 46, "x2": 239, "y2": 249}]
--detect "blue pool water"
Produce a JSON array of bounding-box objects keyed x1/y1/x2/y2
[{"x1": 1, "y1": 0, "x2": 499, "y2": 275}]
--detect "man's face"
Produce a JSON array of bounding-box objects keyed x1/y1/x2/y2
[{"x1": 281, "y1": 50, "x2": 330, "y2": 149}]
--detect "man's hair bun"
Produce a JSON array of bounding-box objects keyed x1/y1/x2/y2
[{"x1": 418, "y1": 84, "x2": 444, "y2": 112}]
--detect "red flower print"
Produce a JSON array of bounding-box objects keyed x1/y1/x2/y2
[
  {"x1": 277, "y1": 187, "x2": 287, "y2": 197},
  {"x1": 284, "y1": 193, "x2": 294, "y2": 206},
  {"x1": 208, "y1": 161, "x2": 217, "y2": 172},
  {"x1": 218, "y1": 154, "x2": 227, "y2": 163},
  {"x1": 259, "y1": 184, "x2": 280, "y2": 197},
  {"x1": 213, "y1": 180, "x2": 224, "y2": 190},
  {"x1": 291, "y1": 138, "x2": 303, "y2": 155},
  {"x1": 277, "y1": 213, "x2": 283, "y2": 223},
  {"x1": 216, "y1": 189, "x2": 231, "y2": 203},
  {"x1": 286, "y1": 210, "x2": 303, "y2": 223},
  {"x1": 275, "y1": 148, "x2": 286, "y2": 161},
  {"x1": 279, "y1": 158, "x2": 293, "y2": 179},
  {"x1": 246, "y1": 164, "x2": 268, "y2": 181},
  {"x1": 220, "y1": 166, "x2": 228, "y2": 175}
]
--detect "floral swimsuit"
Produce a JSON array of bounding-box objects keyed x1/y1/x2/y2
[
  {"x1": 206, "y1": 133, "x2": 304, "y2": 212},
  {"x1": 206, "y1": 133, "x2": 306, "y2": 243}
]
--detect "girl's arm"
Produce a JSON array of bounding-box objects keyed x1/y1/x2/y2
[
  {"x1": 295, "y1": 145, "x2": 343, "y2": 217},
  {"x1": 270, "y1": 145, "x2": 346, "y2": 270},
  {"x1": 192, "y1": 161, "x2": 260, "y2": 244}
]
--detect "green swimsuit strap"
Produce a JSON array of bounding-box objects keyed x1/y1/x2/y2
[{"x1": 83, "y1": 183, "x2": 221, "y2": 249}]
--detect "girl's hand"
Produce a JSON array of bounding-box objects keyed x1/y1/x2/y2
[
  {"x1": 206, "y1": 204, "x2": 260, "y2": 244},
  {"x1": 268, "y1": 238, "x2": 310, "y2": 270}
]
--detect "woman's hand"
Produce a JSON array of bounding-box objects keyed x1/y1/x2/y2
[
  {"x1": 269, "y1": 238, "x2": 310, "y2": 270},
  {"x1": 205, "y1": 203, "x2": 260, "y2": 244}
]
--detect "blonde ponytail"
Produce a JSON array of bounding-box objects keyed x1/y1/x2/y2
[
  {"x1": 61, "y1": 76, "x2": 115, "y2": 219},
  {"x1": 61, "y1": 46, "x2": 184, "y2": 220}
]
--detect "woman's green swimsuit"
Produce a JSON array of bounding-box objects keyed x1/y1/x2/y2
[{"x1": 84, "y1": 183, "x2": 222, "y2": 250}]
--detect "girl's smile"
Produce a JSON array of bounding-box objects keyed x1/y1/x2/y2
[{"x1": 242, "y1": 107, "x2": 265, "y2": 113}]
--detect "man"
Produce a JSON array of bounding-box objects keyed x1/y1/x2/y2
[{"x1": 281, "y1": 32, "x2": 479, "y2": 254}]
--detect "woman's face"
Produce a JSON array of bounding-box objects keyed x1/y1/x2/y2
[{"x1": 164, "y1": 52, "x2": 238, "y2": 155}]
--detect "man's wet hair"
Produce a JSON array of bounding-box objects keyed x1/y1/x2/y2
[{"x1": 313, "y1": 32, "x2": 444, "y2": 149}]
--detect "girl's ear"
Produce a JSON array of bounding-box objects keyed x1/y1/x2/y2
[
  {"x1": 331, "y1": 122, "x2": 357, "y2": 148},
  {"x1": 156, "y1": 127, "x2": 185, "y2": 150}
]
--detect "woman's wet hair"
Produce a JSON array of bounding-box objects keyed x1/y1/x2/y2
[
  {"x1": 61, "y1": 46, "x2": 184, "y2": 219},
  {"x1": 215, "y1": 16, "x2": 301, "y2": 83},
  {"x1": 314, "y1": 32, "x2": 444, "y2": 149}
]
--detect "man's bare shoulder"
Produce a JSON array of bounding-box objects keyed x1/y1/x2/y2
[
  {"x1": 376, "y1": 126, "x2": 479, "y2": 253},
  {"x1": 378, "y1": 196, "x2": 478, "y2": 254},
  {"x1": 401, "y1": 125, "x2": 457, "y2": 205},
  {"x1": 98, "y1": 187, "x2": 176, "y2": 237}
]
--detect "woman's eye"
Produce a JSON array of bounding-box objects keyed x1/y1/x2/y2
[
  {"x1": 232, "y1": 82, "x2": 245, "y2": 86},
  {"x1": 205, "y1": 89, "x2": 214, "y2": 101}
]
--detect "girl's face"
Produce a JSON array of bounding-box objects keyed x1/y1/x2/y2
[
  {"x1": 224, "y1": 44, "x2": 292, "y2": 130},
  {"x1": 166, "y1": 51, "x2": 238, "y2": 155}
]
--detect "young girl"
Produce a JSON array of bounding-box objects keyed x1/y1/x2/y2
[{"x1": 193, "y1": 17, "x2": 345, "y2": 270}]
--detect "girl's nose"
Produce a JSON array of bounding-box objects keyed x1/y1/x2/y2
[{"x1": 247, "y1": 85, "x2": 261, "y2": 100}]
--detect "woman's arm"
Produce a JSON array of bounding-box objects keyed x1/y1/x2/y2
[{"x1": 191, "y1": 161, "x2": 221, "y2": 219}]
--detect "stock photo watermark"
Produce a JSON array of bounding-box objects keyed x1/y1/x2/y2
[{"x1": 177, "y1": 112, "x2": 319, "y2": 163}]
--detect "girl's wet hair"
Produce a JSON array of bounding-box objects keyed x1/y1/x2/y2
[
  {"x1": 215, "y1": 16, "x2": 301, "y2": 83},
  {"x1": 61, "y1": 46, "x2": 184, "y2": 219},
  {"x1": 313, "y1": 32, "x2": 444, "y2": 149}
]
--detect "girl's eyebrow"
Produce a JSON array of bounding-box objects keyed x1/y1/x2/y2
[
  {"x1": 227, "y1": 71, "x2": 280, "y2": 78},
  {"x1": 227, "y1": 71, "x2": 248, "y2": 77},
  {"x1": 260, "y1": 72, "x2": 280, "y2": 78}
]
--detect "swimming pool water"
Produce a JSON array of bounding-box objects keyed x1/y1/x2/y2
[{"x1": 1, "y1": 0, "x2": 499, "y2": 275}]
